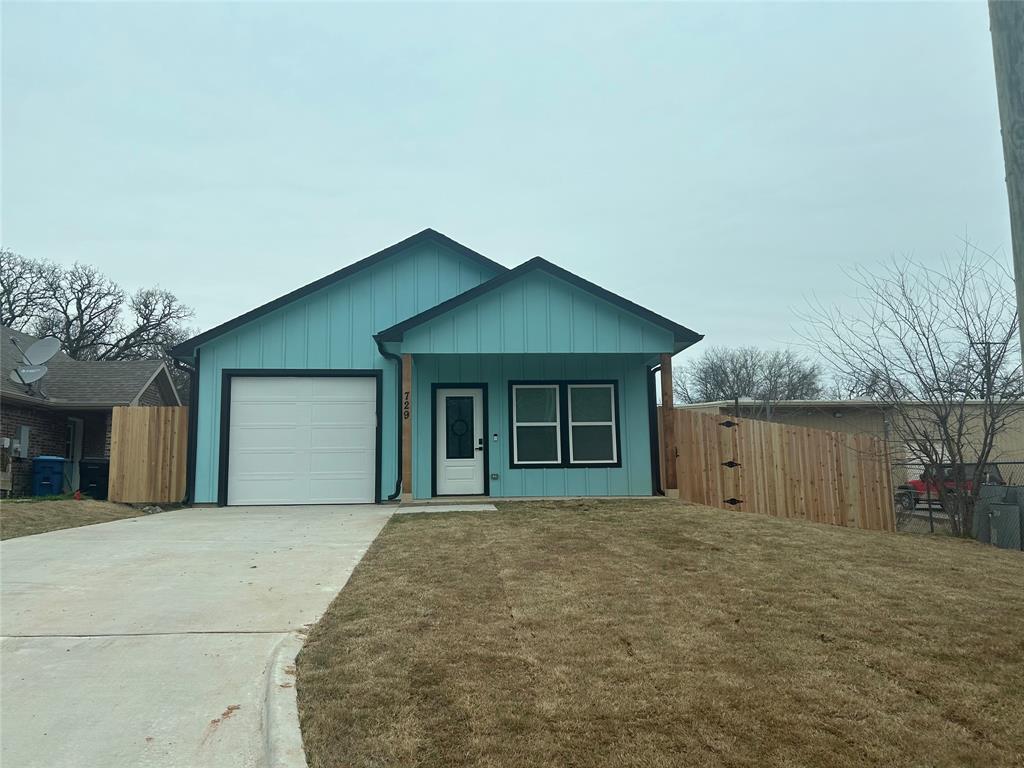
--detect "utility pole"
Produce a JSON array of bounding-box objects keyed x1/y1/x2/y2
[{"x1": 989, "y1": 1, "x2": 1024, "y2": 356}]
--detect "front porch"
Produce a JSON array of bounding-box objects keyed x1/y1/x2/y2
[{"x1": 399, "y1": 353, "x2": 664, "y2": 501}]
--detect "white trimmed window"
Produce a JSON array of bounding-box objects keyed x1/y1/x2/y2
[
  {"x1": 567, "y1": 384, "x2": 617, "y2": 464},
  {"x1": 511, "y1": 384, "x2": 561, "y2": 464}
]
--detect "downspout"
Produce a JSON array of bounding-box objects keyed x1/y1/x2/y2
[
  {"x1": 374, "y1": 335, "x2": 404, "y2": 501},
  {"x1": 173, "y1": 350, "x2": 200, "y2": 506}
]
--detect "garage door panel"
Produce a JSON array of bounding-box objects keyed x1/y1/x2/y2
[
  {"x1": 309, "y1": 425, "x2": 376, "y2": 450},
  {"x1": 232, "y1": 425, "x2": 307, "y2": 450},
  {"x1": 311, "y1": 377, "x2": 375, "y2": 399},
  {"x1": 309, "y1": 401, "x2": 375, "y2": 425},
  {"x1": 229, "y1": 449, "x2": 305, "y2": 475},
  {"x1": 227, "y1": 476, "x2": 301, "y2": 506},
  {"x1": 231, "y1": 401, "x2": 308, "y2": 426},
  {"x1": 232, "y1": 377, "x2": 313, "y2": 400},
  {"x1": 308, "y1": 481, "x2": 371, "y2": 503},
  {"x1": 308, "y1": 449, "x2": 374, "y2": 473},
  {"x1": 226, "y1": 375, "x2": 377, "y2": 505}
]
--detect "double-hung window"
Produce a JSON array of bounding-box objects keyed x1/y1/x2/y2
[
  {"x1": 509, "y1": 381, "x2": 620, "y2": 468},
  {"x1": 511, "y1": 384, "x2": 561, "y2": 465},
  {"x1": 567, "y1": 384, "x2": 617, "y2": 464}
]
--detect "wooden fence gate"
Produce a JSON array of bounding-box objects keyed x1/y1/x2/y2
[
  {"x1": 108, "y1": 406, "x2": 188, "y2": 503},
  {"x1": 668, "y1": 409, "x2": 895, "y2": 532}
]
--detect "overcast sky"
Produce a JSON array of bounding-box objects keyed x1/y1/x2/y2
[{"x1": 1, "y1": 2, "x2": 1011, "y2": 365}]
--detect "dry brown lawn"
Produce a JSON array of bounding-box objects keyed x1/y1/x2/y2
[
  {"x1": 297, "y1": 499, "x2": 1024, "y2": 768},
  {"x1": 0, "y1": 497, "x2": 147, "y2": 539}
]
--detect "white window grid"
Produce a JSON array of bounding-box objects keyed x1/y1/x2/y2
[
  {"x1": 511, "y1": 384, "x2": 562, "y2": 464},
  {"x1": 567, "y1": 384, "x2": 617, "y2": 464}
]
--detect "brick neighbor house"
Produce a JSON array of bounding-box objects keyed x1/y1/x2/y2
[{"x1": 1, "y1": 325, "x2": 181, "y2": 496}]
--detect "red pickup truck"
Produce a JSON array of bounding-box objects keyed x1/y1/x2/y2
[{"x1": 895, "y1": 464, "x2": 1005, "y2": 511}]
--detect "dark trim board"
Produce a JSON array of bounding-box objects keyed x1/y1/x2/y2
[
  {"x1": 171, "y1": 229, "x2": 507, "y2": 359},
  {"x1": 217, "y1": 369, "x2": 383, "y2": 507},
  {"x1": 507, "y1": 379, "x2": 624, "y2": 470},
  {"x1": 430, "y1": 382, "x2": 490, "y2": 498}
]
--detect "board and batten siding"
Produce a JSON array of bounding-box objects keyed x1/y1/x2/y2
[
  {"x1": 191, "y1": 242, "x2": 502, "y2": 504},
  {"x1": 399, "y1": 270, "x2": 675, "y2": 354},
  {"x1": 413, "y1": 353, "x2": 655, "y2": 499}
]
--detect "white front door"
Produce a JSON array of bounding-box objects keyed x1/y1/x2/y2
[{"x1": 435, "y1": 387, "x2": 485, "y2": 495}]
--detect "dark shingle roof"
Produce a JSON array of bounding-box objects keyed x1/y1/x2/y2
[{"x1": 2, "y1": 325, "x2": 177, "y2": 407}]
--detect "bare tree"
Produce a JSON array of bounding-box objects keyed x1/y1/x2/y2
[
  {"x1": 673, "y1": 346, "x2": 823, "y2": 418},
  {"x1": 0, "y1": 252, "x2": 194, "y2": 370},
  {"x1": 34, "y1": 264, "x2": 126, "y2": 359},
  {"x1": 0, "y1": 248, "x2": 54, "y2": 330},
  {"x1": 801, "y1": 242, "x2": 1023, "y2": 537}
]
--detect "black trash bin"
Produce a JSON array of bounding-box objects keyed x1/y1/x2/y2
[{"x1": 79, "y1": 457, "x2": 110, "y2": 500}]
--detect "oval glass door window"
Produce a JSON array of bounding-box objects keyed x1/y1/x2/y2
[{"x1": 446, "y1": 396, "x2": 474, "y2": 459}]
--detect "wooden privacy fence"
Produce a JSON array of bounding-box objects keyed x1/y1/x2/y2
[
  {"x1": 668, "y1": 409, "x2": 895, "y2": 532},
  {"x1": 109, "y1": 406, "x2": 188, "y2": 503}
]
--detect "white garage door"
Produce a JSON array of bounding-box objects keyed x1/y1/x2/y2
[{"x1": 226, "y1": 376, "x2": 377, "y2": 505}]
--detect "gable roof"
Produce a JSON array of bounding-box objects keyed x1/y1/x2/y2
[
  {"x1": 2, "y1": 325, "x2": 181, "y2": 408},
  {"x1": 374, "y1": 256, "x2": 703, "y2": 351},
  {"x1": 170, "y1": 229, "x2": 507, "y2": 359}
]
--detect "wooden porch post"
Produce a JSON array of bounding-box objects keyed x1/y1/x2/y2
[
  {"x1": 401, "y1": 354, "x2": 413, "y2": 501},
  {"x1": 660, "y1": 353, "x2": 678, "y2": 495}
]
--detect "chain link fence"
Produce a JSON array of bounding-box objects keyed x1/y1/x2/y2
[{"x1": 891, "y1": 461, "x2": 1024, "y2": 550}]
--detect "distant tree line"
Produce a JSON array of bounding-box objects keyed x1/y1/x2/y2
[{"x1": 673, "y1": 346, "x2": 824, "y2": 420}]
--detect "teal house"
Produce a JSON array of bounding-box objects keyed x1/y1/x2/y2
[{"x1": 171, "y1": 230, "x2": 702, "y2": 505}]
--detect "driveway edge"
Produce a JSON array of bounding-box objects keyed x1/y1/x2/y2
[{"x1": 263, "y1": 632, "x2": 308, "y2": 768}]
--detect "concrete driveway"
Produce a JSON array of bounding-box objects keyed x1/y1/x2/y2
[{"x1": 0, "y1": 505, "x2": 393, "y2": 768}]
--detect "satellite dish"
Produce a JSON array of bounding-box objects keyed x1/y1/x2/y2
[
  {"x1": 23, "y1": 337, "x2": 60, "y2": 365},
  {"x1": 10, "y1": 365, "x2": 48, "y2": 385}
]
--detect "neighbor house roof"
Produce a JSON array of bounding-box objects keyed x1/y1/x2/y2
[
  {"x1": 2, "y1": 325, "x2": 181, "y2": 408},
  {"x1": 374, "y1": 256, "x2": 703, "y2": 351},
  {"x1": 170, "y1": 228, "x2": 507, "y2": 359}
]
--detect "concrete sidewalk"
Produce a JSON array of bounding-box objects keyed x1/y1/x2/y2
[{"x1": 0, "y1": 505, "x2": 393, "y2": 768}]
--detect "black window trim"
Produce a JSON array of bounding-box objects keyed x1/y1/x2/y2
[{"x1": 507, "y1": 379, "x2": 623, "y2": 470}]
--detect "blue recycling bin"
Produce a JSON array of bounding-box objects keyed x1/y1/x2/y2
[{"x1": 32, "y1": 456, "x2": 66, "y2": 497}]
